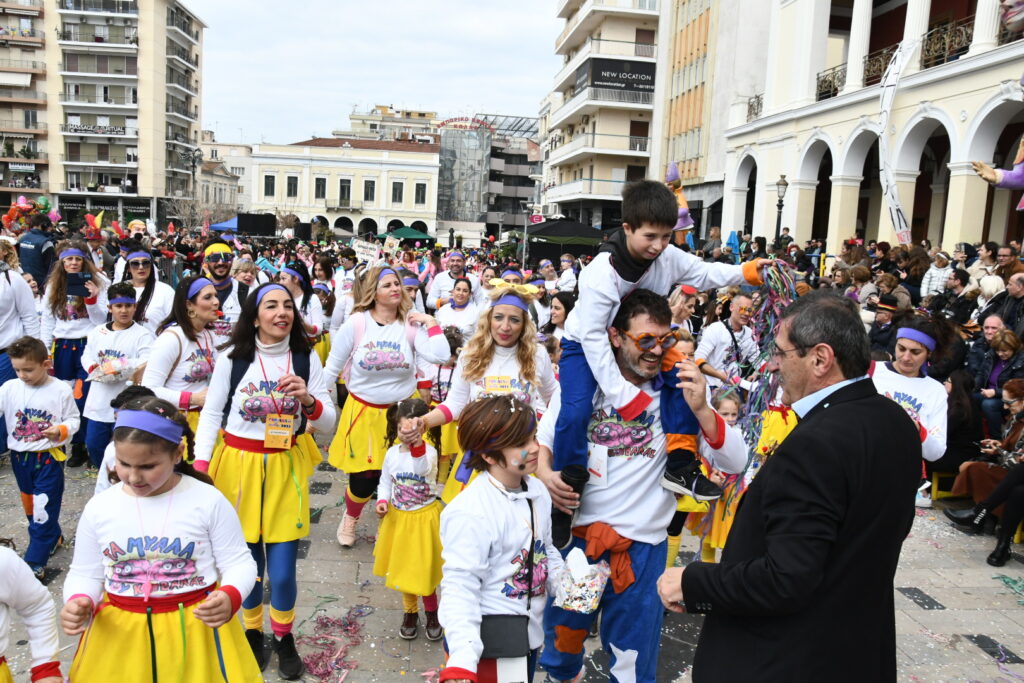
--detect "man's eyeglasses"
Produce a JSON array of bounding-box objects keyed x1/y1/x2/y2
[
  {"x1": 735, "y1": 306, "x2": 754, "y2": 315},
  {"x1": 620, "y1": 329, "x2": 680, "y2": 352},
  {"x1": 770, "y1": 341, "x2": 805, "y2": 359},
  {"x1": 128, "y1": 259, "x2": 151, "y2": 268},
  {"x1": 205, "y1": 254, "x2": 234, "y2": 264}
]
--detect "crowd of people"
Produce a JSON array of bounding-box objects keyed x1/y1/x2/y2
[{"x1": 0, "y1": 178, "x2": 1009, "y2": 682}]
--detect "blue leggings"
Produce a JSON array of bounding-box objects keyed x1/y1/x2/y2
[
  {"x1": 85, "y1": 420, "x2": 112, "y2": 469},
  {"x1": 242, "y1": 540, "x2": 298, "y2": 612},
  {"x1": 552, "y1": 339, "x2": 598, "y2": 471}
]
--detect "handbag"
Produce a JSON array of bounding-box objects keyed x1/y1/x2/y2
[{"x1": 479, "y1": 498, "x2": 534, "y2": 660}]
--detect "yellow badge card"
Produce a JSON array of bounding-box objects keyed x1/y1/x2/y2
[
  {"x1": 484, "y1": 376, "x2": 513, "y2": 393},
  {"x1": 264, "y1": 413, "x2": 294, "y2": 449}
]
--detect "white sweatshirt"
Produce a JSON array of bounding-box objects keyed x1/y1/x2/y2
[
  {"x1": 0, "y1": 546, "x2": 60, "y2": 673},
  {"x1": 295, "y1": 291, "x2": 325, "y2": 336},
  {"x1": 81, "y1": 322, "x2": 155, "y2": 423},
  {"x1": 435, "y1": 301, "x2": 481, "y2": 340},
  {"x1": 141, "y1": 326, "x2": 217, "y2": 410},
  {"x1": 563, "y1": 249, "x2": 755, "y2": 418},
  {"x1": 64, "y1": 475, "x2": 258, "y2": 603},
  {"x1": 194, "y1": 347, "x2": 336, "y2": 463},
  {"x1": 378, "y1": 443, "x2": 438, "y2": 511},
  {"x1": 869, "y1": 361, "x2": 948, "y2": 462},
  {"x1": 0, "y1": 377, "x2": 79, "y2": 452},
  {"x1": 329, "y1": 295, "x2": 354, "y2": 336},
  {"x1": 435, "y1": 344, "x2": 558, "y2": 423},
  {"x1": 416, "y1": 358, "x2": 456, "y2": 404},
  {"x1": 324, "y1": 311, "x2": 450, "y2": 404},
  {"x1": 134, "y1": 280, "x2": 175, "y2": 334},
  {"x1": 95, "y1": 441, "x2": 116, "y2": 496},
  {"x1": 427, "y1": 271, "x2": 480, "y2": 310},
  {"x1": 210, "y1": 279, "x2": 243, "y2": 340},
  {"x1": 0, "y1": 270, "x2": 39, "y2": 348},
  {"x1": 538, "y1": 385, "x2": 746, "y2": 544},
  {"x1": 473, "y1": 283, "x2": 497, "y2": 308},
  {"x1": 555, "y1": 268, "x2": 576, "y2": 293},
  {"x1": 439, "y1": 473, "x2": 564, "y2": 677},
  {"x1": 40, "y1": 277, "x2": 109, "y2": 348},
  {"x1": 694, "y1": 320, "x2": 759, "y2": 388}
]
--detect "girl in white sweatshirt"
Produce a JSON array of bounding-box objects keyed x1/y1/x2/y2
[
  {"x1": 0, "y1": 543, "x2": 62, "y2": 683},
  {"x1": 439, "y1": 395, "x2": 563, "y2": 683}
]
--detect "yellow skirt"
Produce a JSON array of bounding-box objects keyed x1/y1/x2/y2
[
  {"x1": 687, "y1": 479, "x2": 744, "y2": 550},
  {"x1": 69, "y1": 598, "x2": 262, "y2": 682},
  {"x1": 209, "y1": 433, "x2": 321, "y2": 543},
  {"x1": 0, "y1": 659, "x2": 11, "y2": 683},
  {"x1": 328, "y1": 397, "x2": 391, "y2": 474},
  {"x1": 373, "y1": 500, "x2": 443, "y2": 596},
  {"x1": 440, "y1": 420, "x2": 460, "y2": 459},
  {"x1": 313, "y1": 332, "x2": 331, "y2": 365},
  {"x1": 441, "y1": 450, "x2": 479, "y2": 505}
]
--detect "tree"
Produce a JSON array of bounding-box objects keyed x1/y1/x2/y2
[{"x1": 163, "y1": 195, "x2": 235, "y2": 231}]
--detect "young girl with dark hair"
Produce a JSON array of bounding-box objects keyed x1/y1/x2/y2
[
  {"x1": 61, "y1": 397, "x2": 261, "y2": 681},
  {"x1": 278, "y1": 260, "x2": 327, "y2": 362},
  {"x1": 193, "y1": 282, "x2": 336, "y2": 679}
]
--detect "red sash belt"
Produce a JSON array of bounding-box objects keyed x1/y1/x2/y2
[
  {"x1": 349, "y1": 392, "x2": 391, "y2": 409},
  {"x1": 106, "y1": 585, "x2": 210, "y2": 614},
  {"x1": 223, "y1": 431, "x2": 295, "y2": 454}
]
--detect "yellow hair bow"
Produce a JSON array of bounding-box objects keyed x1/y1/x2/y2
[{"x1": 489, "y1": 278, "x2": 539, "y2": 297}]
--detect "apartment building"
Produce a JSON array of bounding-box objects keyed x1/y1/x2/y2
[
  {"x1": 0, "y1": 0, "x2": 204, "y2": 226},
  {"x1": 245, "y1": 137, "x2": 439, "y2": 236},
  {"x1": 723, "y1": 0, "x2": 1024, "y2": 254},
  {"x1": 541, "y1": 0, "x2": 660, "y2": 230},
  {"x1": 334, "y1": 104, "x2": 440, "y2": 140},
  {"x1": 478, "y1": 114, "x2": 542, "y2": 239},
  {"x1": 200, "y1": 129, "x2": 251, "y2": 212}
]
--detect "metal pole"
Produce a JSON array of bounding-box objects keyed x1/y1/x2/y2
[{"x1": 774, "y1": 198, "x2": 784, "y2": 248}]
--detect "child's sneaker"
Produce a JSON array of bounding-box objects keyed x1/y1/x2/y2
[
  {"x1": 915, "y1": 481, "x2": 932, "y2": 508},
  {"x1": 662, "y1": 461, "x2": 723, "y2": 501},
  {"x1": 30, "y1": 565, "x2": 45, "y2": 582},
  {"x1": 49, "y1": 535, "x2": 63, "y2": 557}
]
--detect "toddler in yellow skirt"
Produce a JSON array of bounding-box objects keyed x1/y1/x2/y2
[{"x1": 373, "y1": 398, "x2": 444, "y2": 641}]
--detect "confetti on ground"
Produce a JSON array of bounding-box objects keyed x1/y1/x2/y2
[
  {"x1": 993, "y1": 575, "x2": 1024, "y2": 606},
  {"x1": 299, "y1": 604, "x2": 375, "y2": 682}
]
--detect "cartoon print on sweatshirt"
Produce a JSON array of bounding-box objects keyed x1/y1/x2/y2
[
  {"x1": 358, "y1": 340, "x2": 408, "y2": 372},
  {"x1": 63, "y1": 296, "x2": 87, "y2": 321},
  {"x1": 12, "y1": 407, "x2": 54, "y2": 442},
  {"x1": 587, "y1": 408, "x2": 656, "y2": 459},
  {"x1": 102, "y1": 536, "x2": 203, "y2": 596},
  {"x1": 501, "y1": 539, "x2": 549, "y2": 600},
  {"x1": 881, "y1": 389, "x2": 924, "y2": 425},
  {"x1": 236, "y1": 379, "x2": 300, "y2": 423},
  {"x1": 181, "y1": 347, "x2": 214, "y2": 383},
  {"x1": 475, "y1": 375, "x2": 534, "y2": 405},
  {"x1": 389, "y1": 472, "x2": 435, "y2": 510}
]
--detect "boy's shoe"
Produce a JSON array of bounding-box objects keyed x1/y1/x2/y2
[
  {"x1": 914, "y1": 481, "x2": 932, "y2": 509},
  {"x1": 399, "y1": 612, "x2": 419, "y2": 640},
  {"x1": 662, "y1": 462, "x2": 723, "y2": 501},
  {"x1": 552, "y1": 465, "x2": 590, "y2": 549},
  {"x1": 66, "y1": 444, "x2": 88, "y2": 468},
  {"x1": 272, "y1": 633, "x2": 304, "y2": 680},
  {"x1": 49, "y1": 536, "x2": 63, "y2": 557},
  {"x1": 424, "y1": 610, "x2": 443, "y2": 641},
  {"x1": 245, "y1": 629, "x2": 266, "y2": 671},
  {"x1": 30, "y1": 565, "x2": 45, "y2": 582}
]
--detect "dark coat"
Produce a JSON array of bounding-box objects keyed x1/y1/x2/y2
[
  {"x1": 683, "y1": 379, "x2": 921, "y2": 683},
  {"x1": 974, "y1": 349, "x2": 1024, "y2": 398},
  {"x1": 869, "y1": 321, "x2": 896, "y2": 355}
]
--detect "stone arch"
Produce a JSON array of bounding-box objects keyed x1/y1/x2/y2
[
  {"x1": 357, "y1": 217, "x2": 378, "y2": 235},
  {"x1": 334, "y1": 216, "x2": 354, "y2": 230},
  {"x1": 410, "y1": 220, "x2": 428, "y2": 232},
  {"x1": 386, "y1": 219, "x2": 404, "y2": 231},
  {"x1": 838, "y1": 120, "x2": 883, "y2": 177},
  {"x1": 964, "y1": 84, "x2": 1024, "y2": 162},
  {"x1": 797, "y1": 131, "x2": 837, "y2": 181},
  {"x1": 894, "y1": 104, "x2": 958, "y2": 171}
]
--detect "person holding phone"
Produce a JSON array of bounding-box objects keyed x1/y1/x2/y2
[{"x1": 41, "y1": 240, "x2": 108, "y2": 467}]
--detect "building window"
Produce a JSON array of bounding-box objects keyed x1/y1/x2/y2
[
  {"x1": 210, "y1": 148, "x2": 218, "y2": 159},
  {"x1": 415, "y1": 182, "x2": 427, "y2": 205},
  {"x1": 314, "y1": 177, "x2": 326, "y2": 199},
  {"x1": 339, "y1": 179, "x2": 351, "y2": 203},
  {"x1": 391, "y1": 182, "x2": 403, "y2": 204},
  {"x1": 364, "y1": 179, "x2": 375, "y2": 202},
  {"x1": 263, "y1": 174, "x2": 275, "y2": 197},
  {"x1": 286, "y1": 176, "x2": 298, "y2": 198},
  {"x1": 230, "y1": 167, "x2": 244, "y2": 175}
]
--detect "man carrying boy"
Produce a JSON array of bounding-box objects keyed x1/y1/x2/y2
[
  {"x1": 0, "y1": 336, "x2": 80, "y2": 579},
  {"x1": 551, "y1": 180, "x2": 770, "y2": 547},
  {"x1": 81, "y1": 282, "x2": 155, "y2": 468}
]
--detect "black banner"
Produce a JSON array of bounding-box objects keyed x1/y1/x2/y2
[{"x1": 588, "y1": 58, "x2": 656, "y2": 92}]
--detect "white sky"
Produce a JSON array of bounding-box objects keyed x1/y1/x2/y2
[{"x1": 196, "y1": 0, "x2": 564, "y2": 144}]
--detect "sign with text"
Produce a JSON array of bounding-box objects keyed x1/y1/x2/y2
[
  {"x1": 383, "y1": 236, "x2": 400, "y2": 255},
  {"x1": 588, "y1": 58, "x2": 656, "y2": 92},
  {"x1": 351, "y1": 238, "x2": 381, "y2": 265}
]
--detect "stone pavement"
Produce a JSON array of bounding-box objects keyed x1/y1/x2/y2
[{"x1": 1, "y1": 450, "x2": 1024, "y2": 682}]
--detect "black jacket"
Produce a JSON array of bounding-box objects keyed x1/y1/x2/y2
[
  {"x1": 869, "y1": 321, "x2": 896, "y2": 355},
  {"x1": 683, "y1": 379, "x2": 921, "y2": 682},
  {"x1": 974, "y1": 349, "x2": 1024, "y2": 398}
]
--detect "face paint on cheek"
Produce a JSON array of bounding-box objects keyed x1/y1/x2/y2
[{"x1": 517, "y1": 449, "x2": 528, "y2": 470}]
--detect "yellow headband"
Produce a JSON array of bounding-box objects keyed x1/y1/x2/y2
[{"x1": 204, "y1": 243, "x2": 232, "y2": 257}]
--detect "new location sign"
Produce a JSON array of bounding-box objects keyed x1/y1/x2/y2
[{"x1": 588, "y1": 58, "x2": 656, "y2": 92}]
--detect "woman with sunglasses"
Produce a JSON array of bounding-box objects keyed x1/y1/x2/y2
[
  {"x1": 119, "y1": 241, "x2": 174, "y2": 334},
  {"x1": 41, "y1": 240, "x2": 109, "y2": 467},
  {"x1": 408, "y1": 284, "x2": 558, "y2": 503}
]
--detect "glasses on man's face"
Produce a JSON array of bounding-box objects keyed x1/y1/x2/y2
[
  {"x1": 736, "y1": 306, "x2": 754, "y2": 315},
  {"x1": 770, "y1": 341, "x2": 804, "y2": 359},
  {"x1": 205, "y1": 254, "x2": 233, "y2": 264},
  {"x1": 128, "y1": 259, "x2": 151, "y2": 269},
  {"x1": 620, "y1": 329, "x2": 680, "y2": 352}
]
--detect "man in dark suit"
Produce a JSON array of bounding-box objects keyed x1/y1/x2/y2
[{"x1": 657, "y1": 291, "x2": 921, "y2": 682}]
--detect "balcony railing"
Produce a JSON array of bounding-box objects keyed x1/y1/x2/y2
[
  {"x1": 0, "y1": 119, "x2": 45, "y2": 130},
  {"x1": 167, "y1": 73, "x2": 198, "y2": 93},
  {"x1": 166, "y1": 132, "x2": 197, "y2": 145},
  {"x1": 921, "y1": 15, "x2": 974, "y2": 69},
  {"x1": 1000, "y1": 25, "x2": 1024, "y2": 45},
  {"x1": 58, "y1": 28, "x2": 137, "y2": 44},
  {"x1": 167, "y1": 43, "x2": 198, "y2": 66},
  {"x1": 63, "y1": 153, "x2": 135, "y2": 164},
  {"x1": 546, "y1": 177, "x2": 626, "y2": 200},
  {"x1": 747, "y1": 93, "x2": 763, "y2": 122},
  {"x1": 166, "y1": 17, "x2": 199, "y2": 42},
  {"x1": 61, "y1": 92, "x2": 134, "y2": 105},
  {"x1": 58, "y1": 0, "x2": 138, "y2": 14},
  {"x1": 863, "y1": 44, "x2": 898, "y2": 86},
  {"x1": 0, "y1": 150, "x2": 46, "y2": 159},
  {"x1": 816, "y1": 63, "x2": 847, "y2": 101},
  {"x1": 58, "y1": 183, "x2": 137, "y2": 195},
  {"x1": 60, "y1": 62, "x2": 137, "y2": 76},
  {"x1": 550, "y1": 132, "x2": 650, "y2": 161},
  {"x1": 165, "y1": 101, "x2": 197, "y2": 119},
  {"x1": 556, "y1": 0, "x2": 658, "y2": 49},
  {"x1": 0, "y1": 58, "x2": 43, "y2": 70},
  {"x1": 0, "y1": 89, "x2": 44, "y2": 100},
  {"x1": 1, "y1": 0, "x2": 42, "y2": 8},
  {"x1": 326, "y1": 199, "x2": 362, "y2": 211},
  {"x1": 61, "y1": 122, "x2": 136, "y2": 136},
  {"x1": 1, "y1": 179, "x2": 46, "y2": 192},
  {"x1": 553, "y1": 86, "x2": 654, "y2": 123},
  {"x1": 0, "y1": 27, "x2": 42, "y2": 40}
]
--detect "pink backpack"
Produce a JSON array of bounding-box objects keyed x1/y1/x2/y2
[{"x1": 341, "y1": 311, "x2": 419, "y2": 382}]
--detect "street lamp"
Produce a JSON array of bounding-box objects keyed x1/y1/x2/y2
[
  {"x1": 774, "y1": 174, "x2": 788, "y2": 247},
  {"x1": 520, "y1": 200, "x2": 530, "y2": 266},
  {"x1": 178, "y1": 147, "x2": 203, "y2": 197}
]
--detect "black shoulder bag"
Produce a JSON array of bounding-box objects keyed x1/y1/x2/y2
[{"x1": 479, "y1": 497, "x2": 533, "y2": 659}]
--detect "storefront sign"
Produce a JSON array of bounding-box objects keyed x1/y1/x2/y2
[{"x1": 7, "y1": 162, "x2": 35, "y2": 172}]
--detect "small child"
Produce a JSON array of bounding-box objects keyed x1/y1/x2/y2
[
  {"x1": 0, "y1": 540, "x2": 62, "y2": 682},
  {"x1": 540, "y1": 333, "x2": 561, "y2": 378},
  {"x1": 439, "y1": 395, "x2": 564, "y2": 683},
  {"x1": 373, "y1": 399, "x2": 444, "y2": 641},
  {"x1": 416, "y1": 326, "x2": 463, "y2": 483},
  {"x1": 0, "y1": 336, "x2": 79, "y2": 579},
  {"x1": 93, "y1": 385, "x2": 156, "y2": 496},
  {"x1": 61, "y1": 396, "x2": 261, "y2": 681},
  {"x1": 81, "y1": 282, "x2": 155, "y2": 468}
]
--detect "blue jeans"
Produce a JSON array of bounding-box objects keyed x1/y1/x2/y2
[
  {"x1": 10, "y1": 451, "x2": 64, "y2": 568},
  {"x1": 0, "y1": 352, "x2": 13, "y2": 448},
  {"x1": 973, "y1": 392, "x2": 1004, "y2": 437},
  {"x1": 85, "y1": 419, "x2": 112, "y2": 469},
  {"x1": 552, "y1": 340, "x2": 597, "y2": 471},
  {"x1": 52, "y1": 338, "x2": 89, "y2": 444}
]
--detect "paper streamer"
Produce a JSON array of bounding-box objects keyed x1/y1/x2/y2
[{"x1": 877, "y1": 40, "x2": 918, "y2": 246}]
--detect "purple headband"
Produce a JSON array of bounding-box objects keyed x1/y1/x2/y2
[
  {"x1": 402, "y1": 277, "x2": 420, "y2": 287},
  {"x1": 501, "y1": 269, "x2": 522, "y2": 280},
  {"x1": 126, "y1": 251, "x2": 150, "y2": 262},
  {"x1": 448, "y1": 251, "x2": 465, "y2": 260},
  {"x1": 539, "y1": 260, "x2": 552, "y2": 268},
  {"x1": 896, "y1": 327, "x2": 936, "y2": 352},
  {"x1": 491, "y1": 293, "x2": 529, "y2": 311},
  {"x1": 115, "y1": 409, "x2": 184, "y2": 444},
  {"x1": 313, "y1": 283, "x2": 331, "y2": 295},
  {"x1": 256, "y1": 283, "x2": 289, "y2": 305},
  {"x1": 377, "y1": 268, "x2": 398, "y2": 282},
  {"x1": 60, "y1": 248, "x2": 86, "y2": 260},
  {"x1": 187, "y1": 278, "x2": 213, "y2": 299},
  {"x1": 281, "y1": 266, "x2": 305, "y2": 284},
  {"x1": 109, "y1": 296, "x2": 136, "y2": 305},
  {"x1": 529, "y1": 279, "x2": 545, "y2": 287}
]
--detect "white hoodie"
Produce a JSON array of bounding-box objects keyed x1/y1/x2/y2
[{"x1": 439, "y1": 472, "x2": 564, "y2": 677}]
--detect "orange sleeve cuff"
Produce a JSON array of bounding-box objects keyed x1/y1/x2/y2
[
  {"x1": 661, "y1": 345, "x2": 683, "y2": 372},
  {"x1": 57, "y1": 425, "x2": 68, "y2": 442},
  {"x1": 741, "y1": 259, "x2": 764, "y2": 286}
]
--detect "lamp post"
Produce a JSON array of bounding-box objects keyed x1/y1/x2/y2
[
  {"x1": 520, "y1": 200, "x2": 530, "y2": 266},
  {"x1": 774, "y1": 174, "x2": 788, "y2": 248}
]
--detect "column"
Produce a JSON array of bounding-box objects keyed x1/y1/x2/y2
[
  {"x1": 723, "y1": 187, "x2": 748, "y2": 235},
  {"x1": 788, "y1": 180, "x2": 818, "y2": 245},
  {"x1": 865, "y1": 183, "x2": 883, "y2": 241},
  {"x1": 942, "y1": 162, "x2": 989, "y2": 247},
  {"x1": 991, "y1": 188, "x2": 1012, "y2": 242},
  {"x1": 902, "y1": 0, "x2": 933, "y2": 76},
  {"x1": 927, "y1": 182, "x2": 947, "y2": 247},
  {"x1": 841, "y1": 0, "x2": 873, "y2": 94},
  {"x1": 793, "y1": 0, "x2": 832, "y2": 106},
  {"x1": 826, "y1": 176, "x2": 863, "y2": 257},
  {"x1": 969, "y1": 0, "x2": 1001, "y2": 56}
]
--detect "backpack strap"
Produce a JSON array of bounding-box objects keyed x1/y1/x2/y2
[
  {"x1": 293, "y1": 350, "x2": 311, "y2": 434},
  {"x1": 221, "y1": 356, "x2": 250, "y2": 428},
  {"x1": 237, "y1": 282, "x2": 250, "y2": 306}
]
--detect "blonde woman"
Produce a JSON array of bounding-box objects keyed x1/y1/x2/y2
[{"x1": 323, "y1": 266, "x2": 450, "y2": 548}]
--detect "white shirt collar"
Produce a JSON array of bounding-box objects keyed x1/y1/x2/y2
[{"x1": 791, "y1": 375, "x2": 868, "y2": 419}]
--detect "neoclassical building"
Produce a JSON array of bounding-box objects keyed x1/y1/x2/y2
[{"x1": 721, "y1": 0, "x2": 1024, "y2": 256}]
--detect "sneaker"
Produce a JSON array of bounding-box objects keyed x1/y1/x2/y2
[
  {"x1": 65, "y1": 444, "x2": 88, "y2": 468},
  {"x1": 30, "y1": 565, "x2": 45, "y2": 582},
  {"x1": 49, "y1": 536, "x2": 63, "y2": 558},
  {"x1": 272, "y1": 632, "x2": 304, "y2": 680},
  {"x1": 245, "y1": 629, "x2": 266, "y2": 671},
  {"x1": 399, "y1": 612, "x2": 419, "y2": 640},
  {"x1": 915, "y1": 481, "x2": 932, "y2": 509},
  {"x1": 424, "y1": 610, "x2": 443, "y2": 641},
  {"x1": 336, "y1": 513, "x2": 358, "y2": 548},
  {"x1": 662, "y1": 465, "x2": 724, "y2": 501}
]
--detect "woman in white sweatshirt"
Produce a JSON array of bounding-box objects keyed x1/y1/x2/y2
[
  {"x1": 192, "y1": 282, "x2": 335, "y2": 680},
  {"x1": 120, "y1": 244, "x2": 175, "y2": 334}
]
